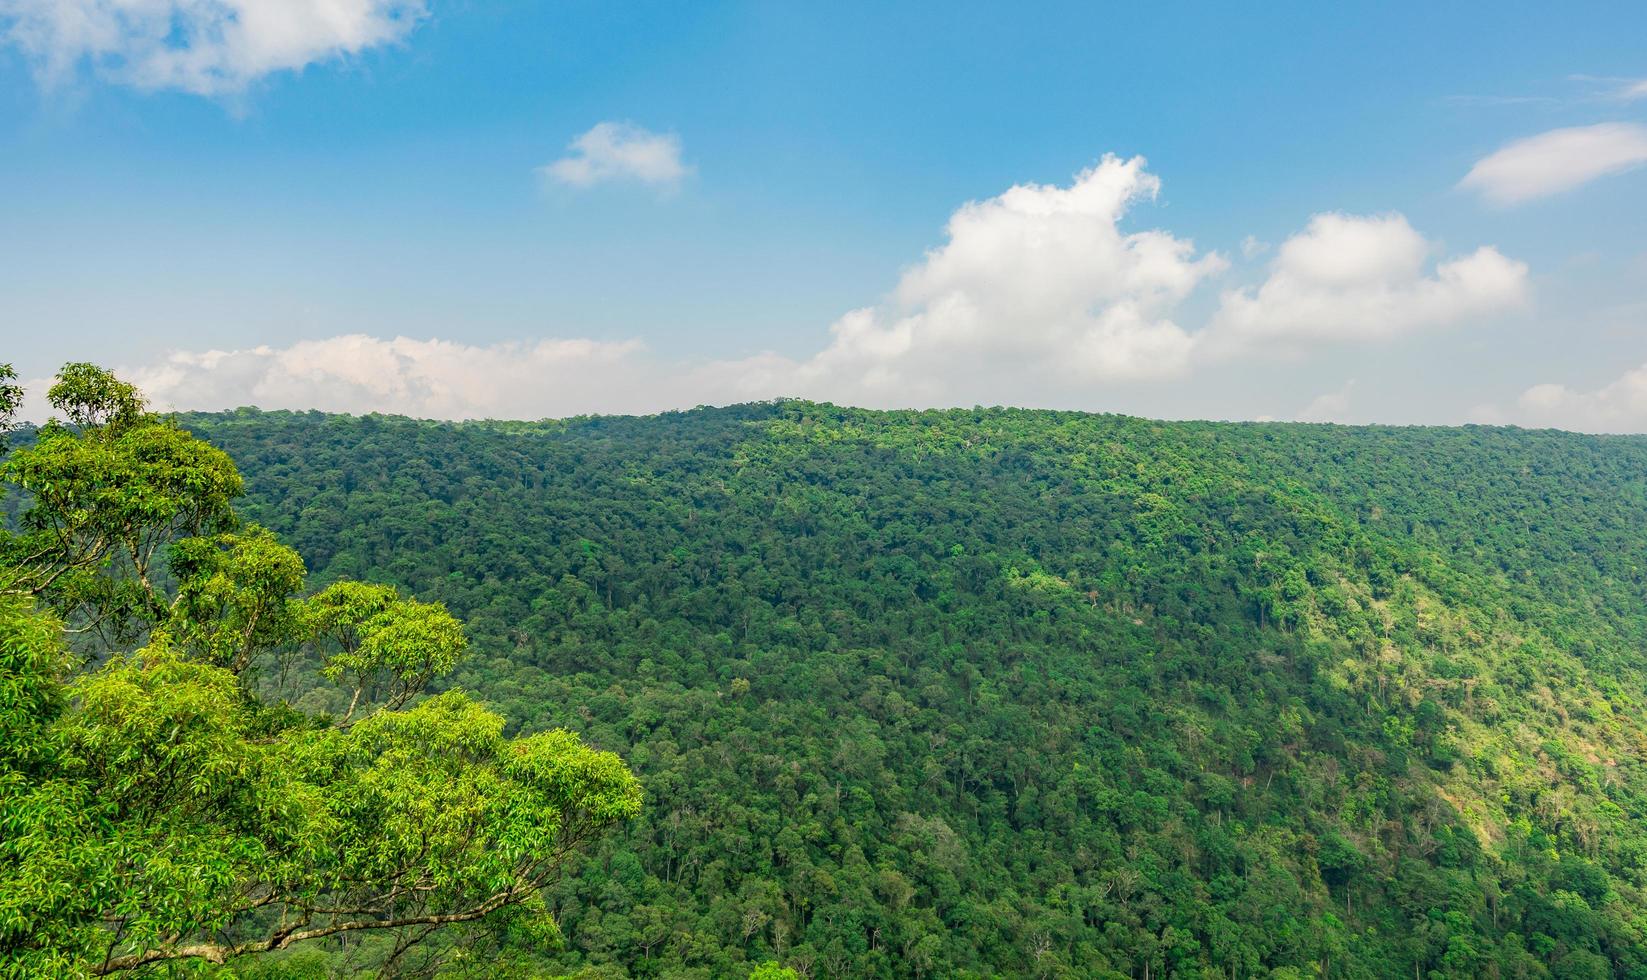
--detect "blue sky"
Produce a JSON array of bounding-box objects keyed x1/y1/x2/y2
[{"x1": 2, "y1": 1, "x2": 1646, "y2": 429}]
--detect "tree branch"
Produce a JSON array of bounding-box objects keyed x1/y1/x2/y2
[{"x1": 90, "y1": 885, "x2": 533, "y2": 975}]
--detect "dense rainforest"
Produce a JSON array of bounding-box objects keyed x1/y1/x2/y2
[
  {"x1": 9, "y1": 368, "x2": 1647, "y2": 978},
  {"x1": 138, "y1": 399, "x2": 1647, "y2": 979}
]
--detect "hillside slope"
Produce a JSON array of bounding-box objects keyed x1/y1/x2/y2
[{"x1": 182, "y1": 402, "x2": 1647, "y2": 979}]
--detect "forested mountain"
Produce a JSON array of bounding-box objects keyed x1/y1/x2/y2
[{"x1": 166, "y1": 402, "x2": 1647, "y2": 979}]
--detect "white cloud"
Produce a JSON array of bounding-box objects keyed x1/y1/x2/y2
[
  {"x1": 59, "y1": 157, "x2": 1532, "y2": 421},
  {"x1": 1240, "y1": 235, "x2": 1268, "y2": 259},
  {"x1": 541, "y1": 122, "x2": 689, "y2": 190},
  {"x1": 1464, "y1": 402, "x2": 1508, "y2": 426},
  {"x1": 754, "y1": 154, "x2": 1228, "y2": 403},
  {"x1": 126, "y1": 335, "x2": 667, "y2": 419},
  {"x1": 1442, "y1": 94, "x2": 1560, "y2": 108},
  {"x1": 0, "y1": 0, "x2": 425, "y2": 96},
  {"x1": 1460, "y1": 123, "x2": 1647, "y2": 206},
  {"x1": 1512, "y1": 364, "x2": 1647, "y2": 433},
  {"x1": 1206, "y1": 213, "x2": 1528, "y2": 348},
  {"x1": 1297, "y1": 380, "x2": 1356, "y2": 423},
  {"x1": 1575, "y1": 75, "x2": 1647, "y2": 103}
]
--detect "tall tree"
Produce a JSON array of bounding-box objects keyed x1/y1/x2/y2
[{"x1": 0, "y1": 364, "x2": 642, "y2": 977}]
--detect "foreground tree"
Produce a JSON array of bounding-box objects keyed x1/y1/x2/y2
[{"x1": 0, "y1": 365, "x2": 642, "y2": 977}]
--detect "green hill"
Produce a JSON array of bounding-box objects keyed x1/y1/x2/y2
[{"x1": 178, "y1": 402, "x2": 1647, "y2": 979}]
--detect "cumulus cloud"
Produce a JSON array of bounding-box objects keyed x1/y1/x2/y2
[
  {"x1": 1512, "y1": 364, "x2": 1647, "y2": 434},
  {"x1": 753, "y1": 154, "x2": 1228, "y2": 403},
  {"x1": 0, "y1": 0, "x2": 425, "y2": 96},
  {"x1": 67, "y1": 157, "x2": 1532, "y2": 420},
  {"x1": 1460, "y1": 123, "x2": 1647, "y2": 206},
  {"x1": 1205, "y1": 213, "x2": 1528, "y2": 349},
  {"x1": 541, "y1": 122, "x2": 690, "y2": 190}
]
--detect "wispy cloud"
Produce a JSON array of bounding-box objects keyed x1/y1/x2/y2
[
  {"x1": 541, "y1": 122, "x2": 690, "y2": 191},
  {"x1": 1567, "y1": 74, "x2": 1647, "y2": 102},
  {"x1": 1460, "y1": 123, "x2": 1647, "y2": 205},
  {"x1": 1446, "y1": 73, "x2": 1647, "y2": 109},
  {"x1": 1441, "y1": 94, "x2": 1560, "y2": 108},
  {"x1": 0, "y1": 0, "x2": 426, "y2": 96},
  {"x1": 1618, "y1": 79, "x2": 1647, "y2": 102}
]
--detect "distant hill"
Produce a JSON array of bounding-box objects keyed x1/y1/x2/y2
[{"x1": 181, "y1": 402, "x2": 1647, "y2": 979}]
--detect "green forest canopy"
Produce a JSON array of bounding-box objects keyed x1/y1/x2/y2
[
  {"x1": 167, "y1": 399, "x2": 1647, "y2": 979},
  {"x1": 10, "y1": 363, "x2": 1647, "y2": 977}
]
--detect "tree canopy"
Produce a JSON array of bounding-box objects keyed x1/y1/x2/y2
[
  {"x1": 175, "y1": 400, "x2": 1647, "y2": 978},
  {"x1": 0, "y1": 365, "x2": 642, "y2": 979}
]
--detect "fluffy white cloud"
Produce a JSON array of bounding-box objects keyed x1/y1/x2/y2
[
  {"x1": 1513, "y1": 364, "x2": 1647, "y2": 434},
  {"x1": 756, "y1": 155, "x2": 1227, "y2": 403},
  {"x1": 542, "y1": 122, "x2": 689, "y2": 190},
  {"x1": 1206, "y1": 213, "x2": 1528, "y2": 348},
  {"x1": 1460, "y1": 123, "x2": 1647, "y2": 206},
  {"x1": 0, "y1": 0, "x2": 425, "y2": 95}
]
